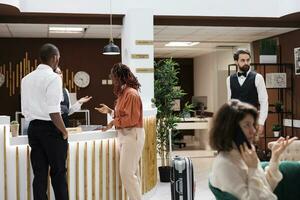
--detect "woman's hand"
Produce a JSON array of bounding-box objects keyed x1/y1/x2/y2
[
  {"x1": 102, "y1": 121, "x2": 114, "y2": 132},
  {"x1": 270, "y1": 136, "x2": 298, "y2": 162},
  {"x1": 78, "y1": 96, "x2": 92, "y2": 104},
  {"x1": 240, "y1": 143, "x2": 259, "y2": 169},
  {"x1": 95, "y1": 104, "x2": 113, "y2": 114}
]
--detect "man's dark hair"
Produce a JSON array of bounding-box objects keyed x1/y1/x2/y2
[
  {"x1": 209, "y1": 100, "x2": 258, "y2": 152},
  {"x1": 233, "y1": 49, "x2": 251, "y2": 61},
  {"x1": 39, "y1": 43, "x2": 59, "y2": 63}
]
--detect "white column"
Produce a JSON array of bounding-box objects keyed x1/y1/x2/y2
[{"x1": 121, "y1": 8, "x2": 154, "y2": 110}]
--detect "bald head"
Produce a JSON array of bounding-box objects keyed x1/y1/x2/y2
[{"x1": 39, "y1": 43, "x2": 60, "y2": 70}]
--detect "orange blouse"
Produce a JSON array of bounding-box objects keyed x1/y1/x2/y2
[{"x1": 113, "y1": 86, "x2": 143, "y2": 129}]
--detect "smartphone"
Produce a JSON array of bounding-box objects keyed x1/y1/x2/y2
[{"x1": 234, "y1": 125, "x2": 252, "y2": 151}]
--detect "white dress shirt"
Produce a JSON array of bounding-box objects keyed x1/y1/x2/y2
[
  {"x1": 63, "y1": 88, "x2": 82, "y2": 115},
  {"x1": 21, "y1": 64, "x2": 63, "y2": 121},
  {"x1": 210, "y1": 148, "x2": 282, "y2": 200},
  {"x1": 226, "y1": 69, "x2": 268, "y2": 125}
]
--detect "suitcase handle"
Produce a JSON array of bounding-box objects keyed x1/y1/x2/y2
[{"x1": 175, "y1": 180, "x2": 182, "y2": 194}]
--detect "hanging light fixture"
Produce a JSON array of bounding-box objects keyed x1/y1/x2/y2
[{"x1": 103, "y1": 0, "x2": 120, "y2": 55}]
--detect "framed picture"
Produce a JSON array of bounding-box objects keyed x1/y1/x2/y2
[
  {"x1": 294, "y1": 47, "x2": 300, "y2": 75},
  {"x1": 266, "y1": 73, "x2": 287, "y2": 88},
  {"x1": 172, "y1": 99, "x2": 181, "y2": 111}
]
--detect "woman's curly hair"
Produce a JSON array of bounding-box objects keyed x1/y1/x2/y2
[{"x1": 110, "y1": 63, "x2": 141, "y2": 96}]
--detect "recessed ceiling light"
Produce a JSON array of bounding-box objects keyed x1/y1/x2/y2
[
  {"x1": 165, "y1": 42, "x2": 199, "y2": 47},
  {"x1": 49, "y1": 27, "x2": 85, "y2": 33}
]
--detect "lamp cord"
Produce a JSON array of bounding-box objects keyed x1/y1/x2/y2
[{"x1": 109, "y1": 0, "x2": 113, "y2": 42}]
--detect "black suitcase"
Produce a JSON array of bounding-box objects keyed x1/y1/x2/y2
[{"x1": 170, "y1": 156, "x2": 194, "y2": 200}]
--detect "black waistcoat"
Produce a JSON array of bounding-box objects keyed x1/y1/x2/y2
[{"x1": 230, "y1": 71, "x2": 259, "y2": 107}]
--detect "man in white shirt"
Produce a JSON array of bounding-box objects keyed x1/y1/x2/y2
[
  {"x1": 21, "y1": 43, "x2": 68, "y2": 200},
  {"x1": 226, "y1": 49, "x2": 268, "y2": 136}
]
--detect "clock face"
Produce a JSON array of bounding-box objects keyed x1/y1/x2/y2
[
  {"x1": 74, "y1": 71, "x2": 90, "y2": 88},
  {"x1": 0, "y1": 73, "x2": 5, "y2": 87}
]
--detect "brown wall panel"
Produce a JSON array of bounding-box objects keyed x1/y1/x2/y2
[
  {"x1": 253, "y1": 29, "x2": 300, "y2": 137},
  {"x1": 0, "y1": 38, "x2": 121, "y2": 125}
]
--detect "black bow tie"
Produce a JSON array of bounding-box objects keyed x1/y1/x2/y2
[{"x1": 237, "y1": 71, "x2": 247, "y2": 77}]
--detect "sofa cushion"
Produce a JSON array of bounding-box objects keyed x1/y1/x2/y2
[{"x1": 262, "y1": 161, "x2": 300, "y2": 200}]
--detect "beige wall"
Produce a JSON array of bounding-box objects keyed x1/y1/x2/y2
[{"x1": 194, "y1": 47, "x2": 250, "y2": 113}]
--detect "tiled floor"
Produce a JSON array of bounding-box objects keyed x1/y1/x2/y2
[{"x1": 143, "y1": 150, "x2": 216, "y2": 200}]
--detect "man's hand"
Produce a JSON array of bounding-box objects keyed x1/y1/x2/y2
[
  {"x1": 62, "y1": 130, "x2": 68, "y2": 140},
  {"x1": 102, "y1": 121, "x2": 114, "y2": 132},
  {"x1": 78, "y1": 96, "x2": 92, "y2": 104},
  {"x1": 95, "y1": 104, "x2": 113, "y2": 115}
]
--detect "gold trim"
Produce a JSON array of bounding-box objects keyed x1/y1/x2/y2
[
  {"x1": 71, "y1": 72, "x2": 74, "y2": 90},
  {"x1": 131, "y1": 54, "x2": 149, "y2": 59},
  {"x1": 16, "y1": 64, "x2": 19, "y2": 88},
  {"x1": 106, "y1": 140, "x2": 110, "y2": 200},
  {"x1": 113, "y1": 139, "x2": 116, "y2": 200},
  {"x1": 92, "y1": 141, "x2": 95, "y2": 200},
  {"x1": 27, "y1": 145, "x2": 31, "y2": 200},
  {"x1": 12, "y1": 71, "x2": 15, "y2": 95},
  {"x1": 118, "y1": 139, "x2": 122, "y2": 200},
  {"x1": 16, "y1": 146, "x2": 20, "y2": 200},
  {"x1": 135, "y1": 68, "x2": 154, "y2": 73},
  {"x1": 4, "y1": 126, "x2": 7, "y2": 200},
  {"x1": 99, "y1": 140, "x2": 103, "y2": 200},
  {"x1": 135, "y1": 40, "x2": 153, "y2": 45},
  {"x1": 84, "y1": 142, "x2": 88, "y2": 200},
  {"x1": 66, "y1": 69, "x2": 69, "y2": 88},
  {"x1": 76, "y1": 142, "x2": 79, "y2": 200},
  {"x1": 67, "y1": 145, "x2": 70, "y2": 198}
]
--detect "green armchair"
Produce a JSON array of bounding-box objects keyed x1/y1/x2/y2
[{"x1": 209, "y1": 161, "x2": 300, "y2": 200}]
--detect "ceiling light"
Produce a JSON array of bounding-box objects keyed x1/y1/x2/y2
[
  {"x1": 165, "y1": 42, "x2": 199, "y2": 47},
  {"x1": 49, "y1": 27, "x2": 85, "y2": 33},
  {"x1": 102, "y1": 0, "x2": 120, "y2": 55}
]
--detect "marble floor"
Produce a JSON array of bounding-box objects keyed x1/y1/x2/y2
[{"x1": 143, "y1": 150, "x2": 216, "y2": 200}]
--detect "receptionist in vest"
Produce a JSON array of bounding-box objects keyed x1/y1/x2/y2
[
  {"x1": 226, "y1": 49, "x2": 268, "y2": 137},
  {"x1": 55, "y1": 67, "x2": 92, "y2": 127}
]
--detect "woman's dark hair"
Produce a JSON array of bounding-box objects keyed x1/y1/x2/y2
[
  {"x1": 209, "y1": 99, "x2": 258, "y2": 152},
  {"x1": 110, "y1": 63, "x2": 141, "y2": 96}
]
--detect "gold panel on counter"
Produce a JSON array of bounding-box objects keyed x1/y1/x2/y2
[
  {"x1": 131, "y1": 54, "x2": 149, "y2": 59},
  {"x1": 136, "y1": 68, "x2": 154, "y2": 73},
  {"x1": 135, "y1": 40, "x2": 153, "y2": 45}
]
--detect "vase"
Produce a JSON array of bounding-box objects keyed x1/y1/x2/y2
[
  {"x1": 273, "y1": 131, "x2": 280, "y2": 137},
  {"x1": 10, "y1": 124, "x2": 19, "y2": 137}
]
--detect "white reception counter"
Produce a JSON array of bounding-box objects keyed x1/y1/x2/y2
[{"x1": 0, "y1": 114, "x2": 157, "y2": 200}]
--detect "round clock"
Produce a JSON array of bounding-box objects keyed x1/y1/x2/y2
[
  {"x1": 74, "y1": 71, "x2": 90, "y2": 88},
  {"x1": 0, "y1": 73, "x2": 5, "y2": 87}
]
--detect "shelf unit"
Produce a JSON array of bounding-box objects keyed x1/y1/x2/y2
[{"x1": 228, "y1": 63, "x2": 294, "y2": 153}]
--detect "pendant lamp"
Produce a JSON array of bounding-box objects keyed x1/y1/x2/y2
[{"x1": 103, "y1": 0, "x2": 120, "y2": 55}]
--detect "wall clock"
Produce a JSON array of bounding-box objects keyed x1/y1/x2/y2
[{"x1": 74, "y1": 71, "x2": 90, "y2": 88}]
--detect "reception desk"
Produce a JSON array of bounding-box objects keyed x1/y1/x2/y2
[{"x1": 0, "y1": 116, "x2": 157, "y2": 200}]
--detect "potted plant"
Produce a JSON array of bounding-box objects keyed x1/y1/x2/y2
[
  {"x1": 10, "y1": 120, "x2": 19, "y2": 137},
  {"x1": 274, "y1": 101, "x2": 284, "y2": 113},
  {"x1": 272, "y1": 124, "x2": 281, "y2": 137},
  {"x1": 180, "y1": 102, "x2": 195, "y2": 119},
  {"x1": 153, "y1": 58, "x2": 187, "y2": 182}
]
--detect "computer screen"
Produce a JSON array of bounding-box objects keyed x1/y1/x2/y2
[{"x1": 192, "y1": 96, "x2": 207, "y2": 109}]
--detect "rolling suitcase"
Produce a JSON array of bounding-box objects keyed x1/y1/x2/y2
[
  {"x1": 170, "y1": 156, "x2": 194, "y2": 200},
  {"x1": 168, "y1": 129, "x2": 194, "y2": 200}
]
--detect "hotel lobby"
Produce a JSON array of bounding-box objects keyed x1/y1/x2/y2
[{"x1": 1, "y1": 1, "x2": 300, "y2": 199}]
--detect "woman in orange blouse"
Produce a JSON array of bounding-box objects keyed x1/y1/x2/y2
[{"x1": 95, "y1": 63, "x2": 145, "y2": 200}]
